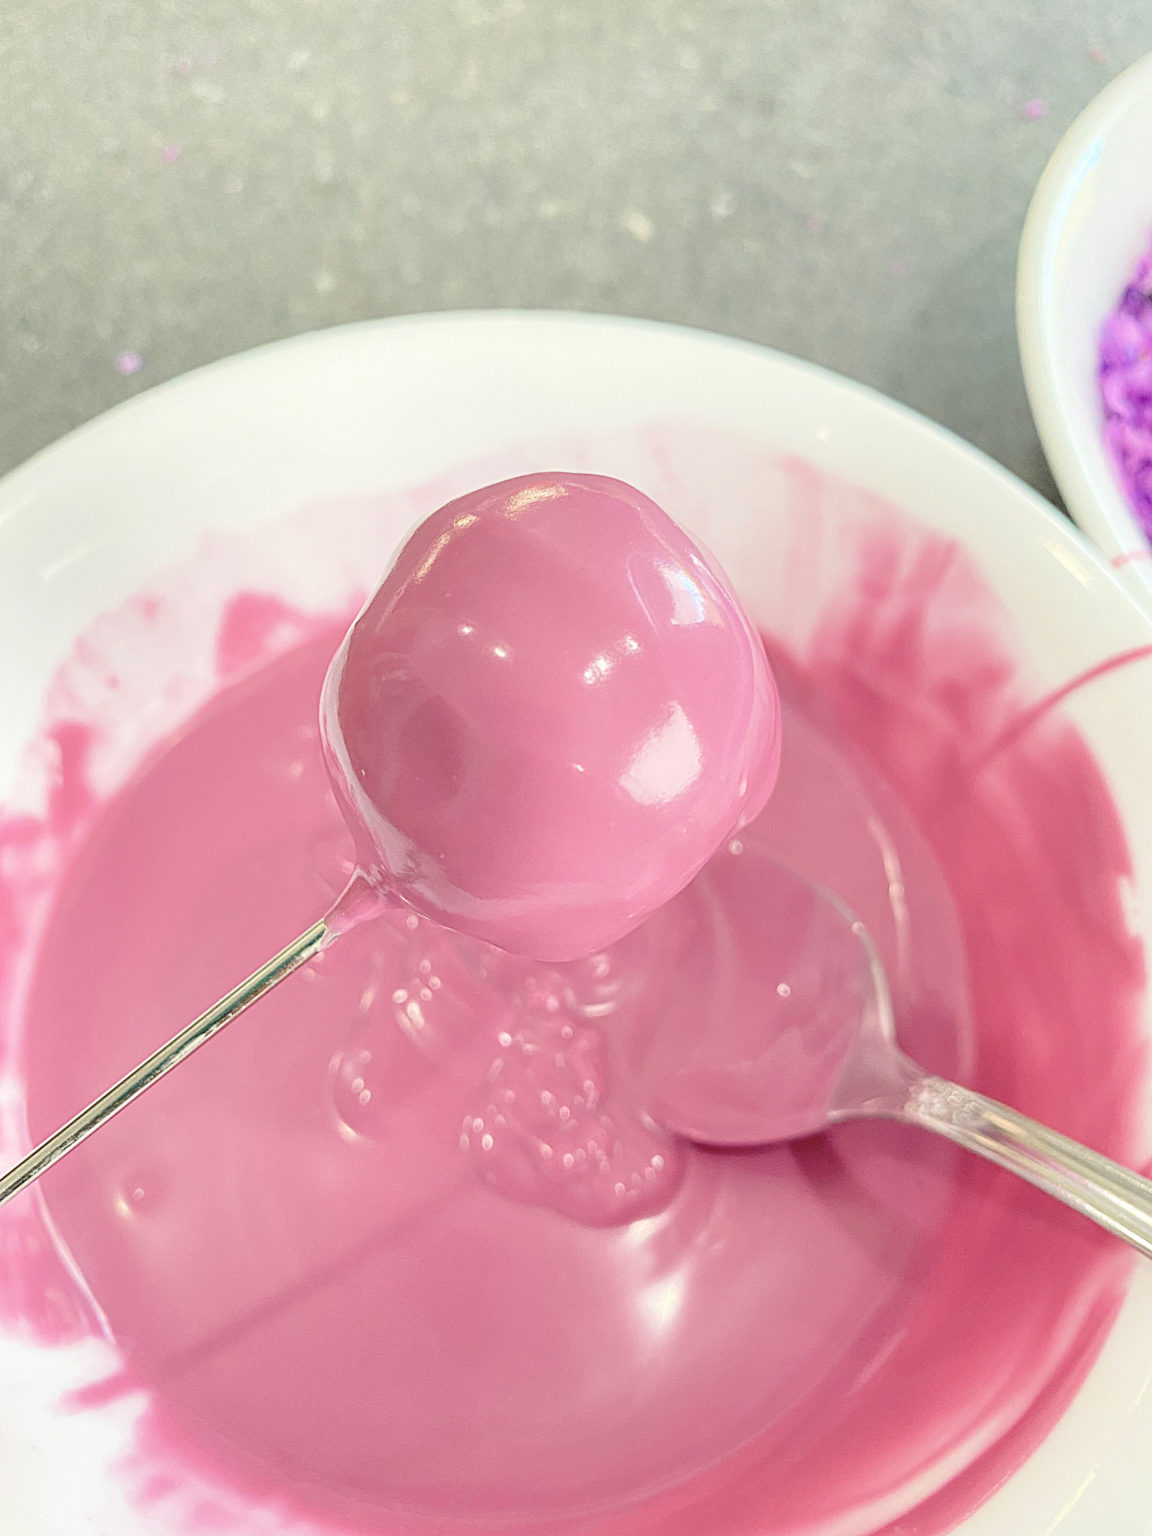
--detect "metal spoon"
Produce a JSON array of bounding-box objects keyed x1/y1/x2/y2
[{"x1": 640, "y1": 860, "x2": 1152, "y2": 1259}]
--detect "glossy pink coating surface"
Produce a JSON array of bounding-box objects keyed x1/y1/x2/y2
[{"x1": 321, "y1": 474, "x2": 781, "y2": 960}]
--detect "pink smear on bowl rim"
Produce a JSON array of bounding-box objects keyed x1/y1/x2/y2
[{"x1": 1100, "y1": 230, "x2": 1152, "y2": 536}]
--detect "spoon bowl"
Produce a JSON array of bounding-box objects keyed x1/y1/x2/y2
[{"x1": 643, "y1": 859, "x2": 1152, "y2": 1259}]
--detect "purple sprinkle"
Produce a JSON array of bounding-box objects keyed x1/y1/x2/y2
[
  {"x1": 1100, "y1": 310, "x2": 1146, "y2": 368},
  {"x1": 1102, "y1": 368, "x2": 1136, "y2": 419},
  {"x1": 1100, "y1": 229, "x2": 1152, "y2": 538},
  {"x1": 1021, "y1": 99, "x2": 1048, "y2": 121},
  {"x1": 162, "y1": 143, "x2": 183, "y2": 164},
  {"x1": 115, "y1": 351, "x2": 143, "y2": 376}
]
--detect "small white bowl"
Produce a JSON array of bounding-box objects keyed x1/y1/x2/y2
[{"x1": 1017, "y1": 50, "x2": 1152, "y2": 609}]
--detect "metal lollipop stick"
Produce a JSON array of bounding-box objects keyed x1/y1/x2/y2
[{"x1": 0, "y1": 916, "x2": 332, "y2": 1210}]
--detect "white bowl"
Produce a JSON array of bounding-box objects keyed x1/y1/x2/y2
[
  {"x1": 1017, "y1": 50, "x2": 1152, "y2": 609},
  {"x1": 3, "y1": 314, "x2": 1152, "y2": 1534}
]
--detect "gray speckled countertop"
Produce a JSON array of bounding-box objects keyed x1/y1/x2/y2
[{"x1": 2, "y1": 1, "x2": 1151, "y2": 494}]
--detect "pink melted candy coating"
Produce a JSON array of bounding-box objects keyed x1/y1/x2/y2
[
  {"x1": 0, "y1": 441, "x2": 1148, "y2": 1536},
  {"x1": 321, "y1": 473, "x2": 781, "y2": 960}
]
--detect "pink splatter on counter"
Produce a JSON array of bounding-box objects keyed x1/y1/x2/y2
[
  {"x1": 1100, "y1": 230, "x2": 1152, "y2": 538},
  {"x1": 0, "y1": 433, "x2": 1146, "y2": 1536}
]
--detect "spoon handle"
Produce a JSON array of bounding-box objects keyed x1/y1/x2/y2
[
  {"x1": 0, "y1": 918, "x2": 330, "y2": 1211},
  {"x1": 897, "y1": 1073, "x2": 1152, "y2": 1259}
]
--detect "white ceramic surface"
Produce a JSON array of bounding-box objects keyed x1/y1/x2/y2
[
  {"x1": 2, "y1": 312, "x2": 1152, "y2": 1534},
  {"x1": 1017, "y1": 50, "x2": 1152, "y2": 610}
]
